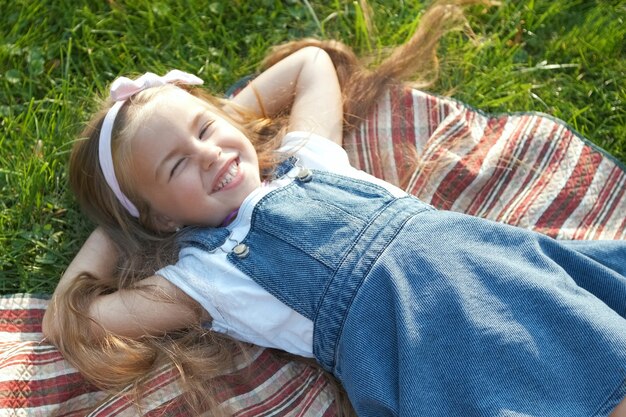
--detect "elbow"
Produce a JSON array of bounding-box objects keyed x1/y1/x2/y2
[
  {"x1": 42, "y1": 296, "x2": 91, "y2": 346},
  {"x1": 300, "y1": 46, "x2": 333, "y2": 66},
  {"x1": 42, "y1": 275, "x2": 108, "y2": 347},
  {"x1": 42, "y1": 296, "x2": 105, "y2": 353}
]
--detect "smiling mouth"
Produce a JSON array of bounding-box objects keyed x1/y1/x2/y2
[{"x1": 213, "y1": 159, "x2": 240, "y2": 192}]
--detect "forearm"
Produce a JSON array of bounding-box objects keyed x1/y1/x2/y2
[
  {"x1": 230, "y1": 46, "x2": 318, "y2": 115},
  {"x1": 54, "y1": 227, "x2": 118, "y2": 295},
  {"x1": 231, "y1": 46, "x2": 343, "y2": 144},
  {"x1": 89, "y1": 275, "x2": 207, "y2": 338}
]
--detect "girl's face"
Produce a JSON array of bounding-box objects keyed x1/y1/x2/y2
[{"x1": 129, "y1": 87, "x2": 261, "y2": 230}]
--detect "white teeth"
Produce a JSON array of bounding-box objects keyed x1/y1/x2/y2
[{"x1": 213, "y1": 161, "x2": 239, "y2": 192}]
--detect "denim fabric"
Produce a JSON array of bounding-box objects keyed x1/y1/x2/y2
[{"x1": 181, "y1": 164, "x2": 626, "y2": 416}]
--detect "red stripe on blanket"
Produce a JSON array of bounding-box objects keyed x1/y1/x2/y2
[
  {"x1": 232, "y1": 364, "x2": 329, "y2": 417},
  {"x1": 367, "y1": 101, "x2": 382, "y2": 178},
  {"x1": 391, "y1": 87, "x2": 416, "y2": 183},
  {"x1": 93, "y1": 366, "x2": 181, "y2": 416},
  {"x1": 60, "y1": 407, "x2": 100, "y2": 417},
  {"x1": 0, "y1": 346, "x2": 63, "y2": 367},
  {"x1": 506, "y1": 121, "x2": 572, "y2": 229},
  {"x1": 535, "y1": 144, "x2": 604, "y2": 233},
  {"x1": 406, "y1": 110, "x2": 464, "y2": 197},
  {"x1": 215, "y1": 350, "x2": 287, "y2": 399},
  {"x1": 0, "y1": 371, "x2": 98, "y2": 408},
  {"x1": 347, "y1": 130, "x2": 365, "y2": 173},
  {"x1": 143, "y1": 399, "x2": 188, "y2": 417},
  {"x1": 616, "y1": 213, "x2": 626, "y2": 240},
  {"x1": 204, "y1": 349, "x2": 334, "y2": 416},
  {"x1": 284, "y1": 371, "x2": 329, "y2": 417},
  {"x1": 347, "y1": 112, "x2": 371, "y2": 175},
  {"x1": 0, "y1": 308, "x2": 45, "y2": 333},
  {"x1": 293, "y1": 375, "x2": 329, "y2": 417},
  {"x1": 431, "y1": 114, "x2": 507, "y2": 210},
  {"x1": 428, "y1": 94, "x2": 451, "y2": 138},
  {"x1": 573, "y1": 165, "x2": 626, "y2": 240},
  {"x1": 349, "y1": 101, "x2": 380, "y2": 177},
  {"x1": 466, "y1": 115, "x2": 538, "y2": 217}
]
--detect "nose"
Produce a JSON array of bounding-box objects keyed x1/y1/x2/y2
[{"x1": 198, "y1": 143, "x2": 221, "y2": 170}]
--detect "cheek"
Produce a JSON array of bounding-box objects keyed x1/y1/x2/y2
[
  {"x1": 168, "y1": 178, "x2": 197, "y2": 200},
  {"x1": 243, "y1": 140, "x2": 259, "y2": 165},
  {"x1": 174, "y1": 173, "x2": 203, "y2": 197}
]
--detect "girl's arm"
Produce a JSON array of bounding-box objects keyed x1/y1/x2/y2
[
  {"x1": 42, "y1": 228, "x2": 204, "y2": 342},
  {"x1": 230, "y1": 46, "x2": 343, "y2": 145},
  {"x1": 88, "y1": 275, "x2": 204, "y2": 338}
]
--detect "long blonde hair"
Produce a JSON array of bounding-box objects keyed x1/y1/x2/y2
[{"x1": 55, "y1": 1, "x2": 485, "y2": 415}]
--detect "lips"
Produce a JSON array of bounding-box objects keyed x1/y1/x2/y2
[{"x1": 212, "y1": 159, "x2": 240, "y2": 192}]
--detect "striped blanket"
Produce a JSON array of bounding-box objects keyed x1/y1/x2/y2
[{"x1": 1, "y1": 87, "x2": 624, "y2": 416}]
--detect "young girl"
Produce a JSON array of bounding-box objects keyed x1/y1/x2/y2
[{"x1": 43, "y1": 2, "x2": 626, "y2": 416}]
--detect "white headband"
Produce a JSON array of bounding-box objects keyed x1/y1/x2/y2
[{"x1": 98, "y1": 70, "x2": 203, "y2": 217}]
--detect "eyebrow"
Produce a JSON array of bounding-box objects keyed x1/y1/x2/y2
[{"x1": 155, "y1": 110, "x2": 204, "y2": 181}]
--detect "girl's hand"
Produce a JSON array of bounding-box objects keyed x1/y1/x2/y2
[{"x1": 231, "y1": 46, "x2": 343, "y2": 145}]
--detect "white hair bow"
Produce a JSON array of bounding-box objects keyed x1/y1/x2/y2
[{"x1": 109, "y1": 69, "x2": 204, "y2": 102}]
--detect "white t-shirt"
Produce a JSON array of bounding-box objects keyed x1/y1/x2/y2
[{"x1": 157, "y1": 131, "x2": 406, "y2": 357}]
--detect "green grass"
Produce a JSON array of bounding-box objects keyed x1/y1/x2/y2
[{"x1": 1, "y1": 0, "x2": 624, "y2": 294}]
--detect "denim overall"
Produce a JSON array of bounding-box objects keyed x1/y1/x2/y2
[{"x1": 179, "y1": 159, "x2": 626, "y2": 416}]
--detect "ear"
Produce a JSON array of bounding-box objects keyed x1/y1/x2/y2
[{"x1": 151, "y1": 212, "x2": 180, "y2": 233}]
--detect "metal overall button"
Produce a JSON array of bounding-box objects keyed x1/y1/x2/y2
[
  {"x1": 297, "y1": 168, "x2": 313, "y2": 182},
  {"x1": 232, "y1": 243, "x2": 250, "y2": 258}
]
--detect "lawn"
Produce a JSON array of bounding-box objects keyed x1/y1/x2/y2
[{"x1": 1, "y1": 0, "x2": 624, "y2": 294}]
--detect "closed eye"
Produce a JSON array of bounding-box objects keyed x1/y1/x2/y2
[
  {"x1": 199, "y1": 120, "x2": 215, "y2": 140},
  {"x1": 169, "y1": 157, "x2": 186, "y2": 180}
]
